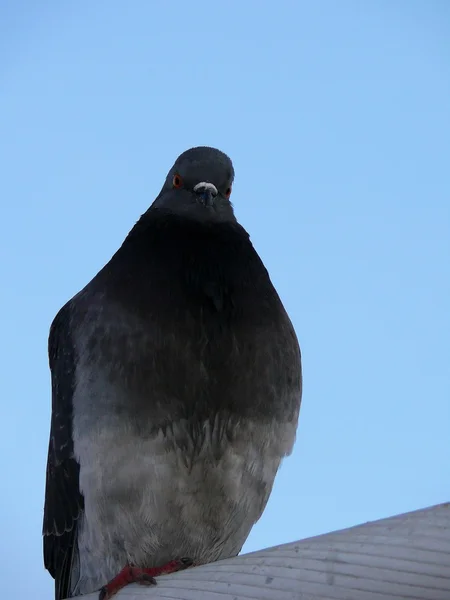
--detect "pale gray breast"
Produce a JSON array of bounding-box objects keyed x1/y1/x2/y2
[
  {"x1": 72, "y1": 401, "x2": 297, "y2": 596},
  {"x1": 69, "y1": 292, "x2": 300, "y2": 595}
]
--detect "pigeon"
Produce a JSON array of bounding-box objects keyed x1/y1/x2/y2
[{"x1": 43, "y1": 146, "x2": 302, "y2": 600}]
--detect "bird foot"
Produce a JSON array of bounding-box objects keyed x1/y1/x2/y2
[{"x1": 99, "y1": 557, "x2": 193, "y2": 599}]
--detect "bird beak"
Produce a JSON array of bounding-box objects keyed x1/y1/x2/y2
[{"x1": 193, "y1": 182, "x2": 218, "y2": 207}]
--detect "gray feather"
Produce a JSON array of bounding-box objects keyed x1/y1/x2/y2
[{"x1": 43, "y1": 146, "x2": 302, "y2": 598}]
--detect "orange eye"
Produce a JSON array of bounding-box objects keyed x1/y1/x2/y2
[
  {"x1": 172, "y1": 174, "x2": 183, "y2": 189},
  {"x1": 224, "y1": 185, "x2": 232, "y2": 198}
]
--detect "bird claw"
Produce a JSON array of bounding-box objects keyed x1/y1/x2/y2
[
  {"x1": 98, "y1": 558, "x2": 193, "y2": 599},
  {"x1": 135, "y1": 573, "x2": 157, "y2": 586}
]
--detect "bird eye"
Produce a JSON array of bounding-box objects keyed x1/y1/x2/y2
[
  {"x1": 172, "y1": 174, "x2": 183, "y2": 189},
  {"x1": 224, "y1": 185, "x2": 232, "y2": 198}
]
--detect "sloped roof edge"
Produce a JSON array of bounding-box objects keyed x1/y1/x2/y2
[{"x1": 75, "y1": 502, "x2": 450, "y2": 600}]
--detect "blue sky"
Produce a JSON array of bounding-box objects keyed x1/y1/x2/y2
[{"x1": 1, "y1": 1, "x2": 449, "y2": 598}]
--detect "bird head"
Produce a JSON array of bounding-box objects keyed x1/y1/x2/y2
[{"x1": 151, "y1": 146, "x2": 236, "y2": 223}]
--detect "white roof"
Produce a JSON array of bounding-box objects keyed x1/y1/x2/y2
[{"x1": 77, "y1": 502, "x2": 450, "y2": 599}]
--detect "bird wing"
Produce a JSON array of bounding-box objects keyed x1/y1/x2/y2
[{"x1": 43, "y1": 301, "x2": 84, "y2": 600}]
